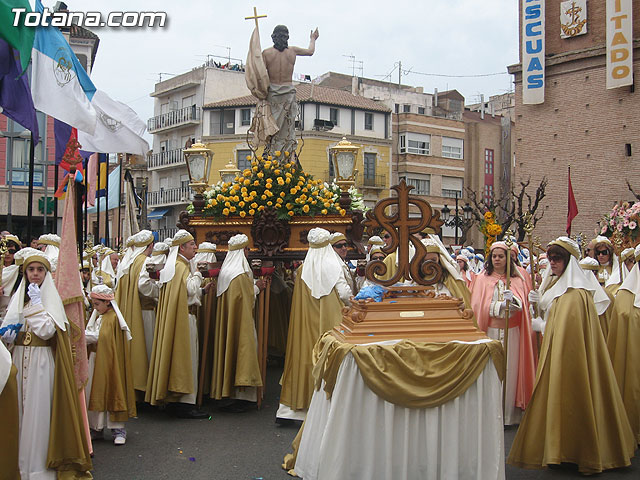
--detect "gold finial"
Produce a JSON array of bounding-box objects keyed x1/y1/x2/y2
[
  {"x1": 504, "y1": 228, "x2": 515, "y2": 248},
  {"x1": 245, "y1": 7, "x2": 267, "y2": 29},
  {"x1": 523, "y1": 212, "x2": 534, "y2": 237}
]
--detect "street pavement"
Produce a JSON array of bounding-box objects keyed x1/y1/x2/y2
[{"x1": 91, "y1": 365, "x2": 639, "y2": 479}]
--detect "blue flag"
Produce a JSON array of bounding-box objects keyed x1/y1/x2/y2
[{"x1": 0, "y1": 37, "x2": 38, "y2": 141}]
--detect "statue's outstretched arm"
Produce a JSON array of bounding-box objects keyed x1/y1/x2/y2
[{"x1": 292, "y1": 28, "x2": 319, "y2": 56}]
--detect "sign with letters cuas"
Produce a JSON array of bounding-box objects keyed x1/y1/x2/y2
[{"x1": 522, "y1": 0, "x2": 545, "y2": 104}]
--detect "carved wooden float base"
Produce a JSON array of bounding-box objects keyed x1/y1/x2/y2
[{"x1": 333, "y1": 287, "x2": 488, "y2": 344}]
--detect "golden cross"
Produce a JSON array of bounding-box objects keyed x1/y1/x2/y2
[{"x1": 245, "y1": 7, "x2": 267, "y2": 29}]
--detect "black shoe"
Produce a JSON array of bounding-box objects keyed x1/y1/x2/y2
[
  {"x1": 275, "y1": 417, "x2": 303, "y2": 427},
  {"x1": 219, "y1": 400, "x2": 255, "y2": 413},
  {"x1": 170, "y1": 404, "x2": 210, "y2": 419}
]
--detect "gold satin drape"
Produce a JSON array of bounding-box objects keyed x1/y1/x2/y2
[
  {"x1": 312, "y1": 332, "x2": 504, "y2": 409},
  {"x1": 87, "y1": 310, "x2": 136, "y2": 423},
  {"x1": 508, "y1": 288, "x2": 636, "y2": 474},
  {"x1": 0, "y1": 364, "x2": 20, "y2": 480},
  {"x1": 210, "y1": 274, "x2": 262, "y2": 399},
  {"x1": 607, "y1": 289, "x2": 640, "y2": 444},
  {"x1": 145, "y1": 257, "x2": 193, "y2": 405},
  {"x1": 114, "y1": 254, "x2": 149, "y2": 391}
]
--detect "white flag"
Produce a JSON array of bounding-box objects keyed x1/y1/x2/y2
[{"x1": 78, "y1": 90, "x2": 149, "y2": 156}]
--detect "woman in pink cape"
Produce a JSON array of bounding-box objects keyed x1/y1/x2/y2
[{"x1": 470, "y1": 242, "x2": 537, "y2": 425}]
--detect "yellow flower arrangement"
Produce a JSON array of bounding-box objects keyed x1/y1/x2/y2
[
  {"x1": 199, "y1": 153, "x2": 361, "y2": 220},
  {"x1": 479, "y1": 209, "x2": 502, "y2": 258}
]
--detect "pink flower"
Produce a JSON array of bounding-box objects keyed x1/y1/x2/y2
[
  {"x1": 624, "y1": 220, "x2": 630, "y2": 227},
  {"x1": 601, "y1": 226, "x2": 608, "y2": 234},
  {"x1": 617, "y1": 223, "x2": 624, "y2": 232},
  {"x1": 610, "y1": 219, "x2": 616, "y2": 227},
  {"x1": 630, "y1": 221, "x2": 637, "y2": 230}
]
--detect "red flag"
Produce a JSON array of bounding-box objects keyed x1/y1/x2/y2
[{"x1": 567, "y1": 166, "x2": 578, "y2": 235}]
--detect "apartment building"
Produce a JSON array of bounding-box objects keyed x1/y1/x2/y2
[{"x1": 202, "y1": 83, "x2": 393, "y2": 209}]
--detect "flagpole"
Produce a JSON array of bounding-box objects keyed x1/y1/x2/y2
[
  {"x1": 84, "y1": 170, "x2": 88, "y2": 246},
  {"x1": 105, "y1": 154, "x2": 110, "y2": 247},
  {"x1": 53, "y1": 163, "x2": 59, "y2": 234},
  {"x1": 118, "y1": 153, "x2": 124, "y2": 245},
  {"x1": 97, "y1": 159, "x2": 101, "y2": 245},
  {"x1": 26, "y1": 133, "x2": 36, "y2": 242}
]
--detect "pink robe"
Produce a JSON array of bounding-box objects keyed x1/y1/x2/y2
[{"x1": 470, "y1": 272, "x2": 537, "y2": 411}]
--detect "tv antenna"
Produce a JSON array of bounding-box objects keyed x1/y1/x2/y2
[
  {"x1": 155, "y1": 72, "x2": 176, "y2": 82},
  {"x1": 343, "y1": 54, "x2": 363, "y2": 77}
]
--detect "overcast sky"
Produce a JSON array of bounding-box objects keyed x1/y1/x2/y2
[{"x1": 38, "y1": 0, "x2": 519, "y2": 133}]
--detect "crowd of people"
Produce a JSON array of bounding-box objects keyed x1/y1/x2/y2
[{"x1": 0, "y1": 227, "x2": 638, "y2": 477}]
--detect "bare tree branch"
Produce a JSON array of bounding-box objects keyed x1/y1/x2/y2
[{"x1": 627, "y1": 179, "x2": 640, "y2": 201}]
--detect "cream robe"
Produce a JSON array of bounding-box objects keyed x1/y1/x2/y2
[
  {"x1": 138, "y1": 261, "x2": 160, "y2": 363},
  {"x1": 13, "y1": 302, "x2": 57, "y2": 480}
]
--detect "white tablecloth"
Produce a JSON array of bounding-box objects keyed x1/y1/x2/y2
[{"x1": 294, "y1": 345, "x2": 505, "y2": 480}]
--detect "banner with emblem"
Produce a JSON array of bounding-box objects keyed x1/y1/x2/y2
[
  {"x1": 77, "y1": 90, "x2": 149, "y2": 157},
  {"x1": 606, "y1": 0, "x2": 633, "y2": 89},
  {"x1": 522, "y1": 0, "x2": 545, "y2": 104},
  {"x1": 30, "y1": 0, "x2": 97, "y2": 134}
]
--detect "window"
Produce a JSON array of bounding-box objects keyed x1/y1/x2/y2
[
  {"x1": 222, "y1": 110, "x2": 235, "y2": 134},
  {"x1": 400, "y1": 175, "x2": 430, "y2": 195},
  {"x1": 418, "y1": 106, "x2": 425, "y2": 115},
  {"x1": 209, "y1": 110, "x2": 222, "y2": 134},
  {"x1": 237, "y1": 149, "x2": 252, "y2": 171},
  {"x1": 485, "y1": 149, "x2": 494, "y2": 174},
  {"x1": 483, "y1": 185, "x2": 494, "y2": 201},
  {"x1": 330, "y1": 108, "x2": 339, "y2": 126},
  {"x1": 399, "y1": 132, "x2": 430, "y2": 155},
  {"x1": 442, "y1": 136, "x2": 463, "y2": 159},
  {"x1": 403, "y1": 104, "x2": 411, "y2": 113},
  {"x1": 180, "y1": 174, "x2": 190, "y2": 189},
  {"x1": 484, "y1": 149, "x2": 494, "y2": 202},
  {"x1": 441, "y1": 176, "x2": 463, "y2": 198},
  {"x1": 241, "y1": 108, "x2": 251, "y2": 126},
  {"x1": 363, "y1": 153, "x2": 376, "y2": 184},
  {"x1": 364, "y1": 112, "x2": 373, "y2": 130},
  {"x1": 181, "y1": 95, "x2": 195, "y2": 108},
  {"x1": 394, "y1": 104, "x2": 400, "y2": 113},
  {"x1": 5, "y1": 115, "x2": 45, "y2": 186}
]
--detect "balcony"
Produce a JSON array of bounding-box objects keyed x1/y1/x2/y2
[
  {"x1": 361, "y1": 174, "x2": 386, "y2": 189},
  {"x1": 148, "y1": 106, "x2": 201, "y2": 133},
  {"x1": 148, "y1": 148, "x2": 185, "y2": 170},
  {"x1": 323, "y1": 171, "x2": 386, "y2": 189},
  {"x1": 148, "y1": 186, "x2": 192, "y2": 207}
]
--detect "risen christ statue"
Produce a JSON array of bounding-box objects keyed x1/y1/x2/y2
[{"x1": 246, "y1": 24, "x2": 319, "y2": 156}]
